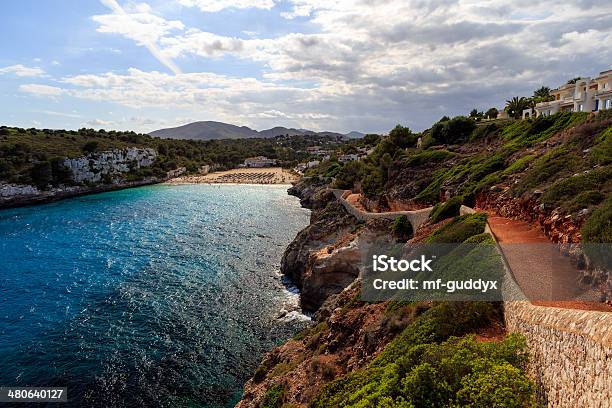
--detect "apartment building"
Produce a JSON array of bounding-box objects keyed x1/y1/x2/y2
[{"x1": 532, "y1": 69, "x2": 612, "y2": 117}]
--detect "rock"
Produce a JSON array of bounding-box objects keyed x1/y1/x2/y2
[{"x1": 63, "y1": 147, "x2": 157, "y2": 183}]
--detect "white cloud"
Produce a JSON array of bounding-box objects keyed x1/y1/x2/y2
[
  {"x1": 95, "y1": 0, "x2": 183, "y2": 74},
  {"x1": 177, "y1": 0, "x2": 276, "y2": 12},
  {"x1": 0, "y1": 64, "x2": 45, "y2": 77},
  {"x1": 19, "y1": 84, "x2": 64, "y2": 96},
  {"x1": 28, "y1": 0, "x2": 612, "y2": 131}
]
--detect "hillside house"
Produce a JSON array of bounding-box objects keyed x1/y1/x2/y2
[{"x1": 533, "y1": 70, "x2": 612, "y2": 117}]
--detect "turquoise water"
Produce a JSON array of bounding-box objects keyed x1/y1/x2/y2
[{"x1": 0, "y1": 184, "x2": 310, "y2": 407}]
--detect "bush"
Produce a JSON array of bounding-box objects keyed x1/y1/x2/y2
[
  {"x1": 392, "y1": 215, "x2": 413, "y2": 241},
  {"x1": 582, "y1": 196, "x2": 612, "y2": 243},
  {"x1": 426, "y1": 213, "x2": 487, "y2": 243},
  {"x1": 260, "y1": 384, "x2": 285, "y2": 408},
  {"x1": 431, "y1": 116, "x2": 476, "y2": 145},
  {"x1": 403, "y1": 149, "x2": 454, "y2": 167},
  {"x1": 82, "y1": 141, "x2": 99, "y2": 154},
  {"x1": 29, "y1": 161, "x2": 53, "y2": 189},
  {"x1": 541, "y1": 166, "x2": 611, "y2": 209},
  {"x1": 429, "y1": 196, "x2": 463, "y2": 224},
  {"x1": 312, "y1": 302, "x2": 535, "y2": 408}
]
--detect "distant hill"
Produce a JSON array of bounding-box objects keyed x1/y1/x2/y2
[
  {"x1": 345, "y1": 131, "x2": 365, "y2": 139},
  {"x1": 149, "y1": 121, "x2": 361, "y2": 140}
]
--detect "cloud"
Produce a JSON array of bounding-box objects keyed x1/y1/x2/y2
[
  {"x1": 0, "y1": 64, "x2": 45, "y2": 77},
  {"x1": 177, "y1": 0, "x2": 276, "y2": 12},
  {"x1": 85, "y1": 118, "x2": 114, "y2": 127},
  {"x1": 95, "y1": 0, "x2": 183, "y2": 74},
  {"x1": 27, "y1": 0, "x2": 612, "y2": 132},
  {"x1": 19, "y1": 84, "x2": 64, "y2": 96}
]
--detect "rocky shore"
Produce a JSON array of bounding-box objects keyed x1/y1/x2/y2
[{"x1": 0, "y1": 178, "x2": 162, "y2": 209}]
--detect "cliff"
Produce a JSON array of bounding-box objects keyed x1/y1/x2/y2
[
  {"x1": 0, "y1": 147, "x2": 163, "y2": 208},
  {"x1": 237, "y1": 110, "x2": 611, "y2": 407}
]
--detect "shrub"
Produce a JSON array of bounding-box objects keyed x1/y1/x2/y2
[
  {"x1": 392, "y1": 215, "x2": 413, "y2": 241},
  {"x1": 82, "y1": 141, "x2": 99, "y2": 154},
  {"x1": 431, "y1": 116, "x2": 476, "y2": 145},
  {"x1": 426, "y1": 213, "x2": 487, "y2": 243},
  {"x1": 565, "y1": 191, "x2": 605, "y2": 214},
  {"x1": 403, "y1": 149, "x2": 454, "y2": 167},
  {"x1": 513, "y1": 147, "x2": 579, "y2": 195},
  {"x1": 312, "y1": 302, "x2": 535, "y2": 408},
  {"x1": 260, "y1": 384, "x2": 285, "y2": 408},
  {"x1": 541, "y1": 166, "x2": 612, "y2": 209},
  {"x1": 582, "y1": 196, "x2": 612, "y2": 243},
  {"x1": 429, "y1": 196, "x2": 463, "y2": 224},
  {"x1": 29, "y1": 161, "x2": 53, "y2": 189},
  {"x1": 389, "y1": 124, "x2": 418, "y2": 148}
]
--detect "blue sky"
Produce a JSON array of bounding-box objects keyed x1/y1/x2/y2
[{"x1": 1, "y1": 0, "x2": 611, "y2": 134}]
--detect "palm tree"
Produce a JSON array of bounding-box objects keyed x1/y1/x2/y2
[
  {"x1": 505, "y1": 97, "x2": 531, "y2": 119},
  {"x1": 533, "y1": 86, "x2": 551, "y2": 99}
]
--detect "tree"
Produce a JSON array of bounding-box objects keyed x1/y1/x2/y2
[
  {"x1": 431, "y1": 116, "x2": 476, "y2": 144},
  {"x1": 82, "y1": 141, "x2": 99, "y2": 154},
  {"x1": 389, "y1": 124, "x2": 417, "y2": 148},
  {"x1": 485, "y1": 108, "x2": 499, "y2": 119},
  {"x1": 469, "y1": 109, "x2": 484, "y2": 121},
  {"x1": 30, "y1": 161, "x2": 52, "y2": 189},
  {"x1": 533, "y1": 86, "x2": 551, "y2": 98},
  {"x1": 505, "y1": 97, "x2": 531, "y2": 119}
]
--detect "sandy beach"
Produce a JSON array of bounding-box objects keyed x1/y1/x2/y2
[{"x1": 165, "y1": 167, "x2": 299, "y2": 185}]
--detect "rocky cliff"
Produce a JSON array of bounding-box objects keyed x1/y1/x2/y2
[
  {"x1": 0, "y1": 147, "x2": 160, "y2": 208},
  {"x1": 62, "y1": 147, "x2": 157, "y2": 183}
]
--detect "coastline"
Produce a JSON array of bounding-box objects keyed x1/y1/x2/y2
[{"x1": 0, "y1": 177, "x2": 163, "y2": 210}]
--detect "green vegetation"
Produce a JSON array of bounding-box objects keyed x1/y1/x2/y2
[
  {"x1": 0, "y1": 126, "x2": 346, "y2": 187},
  {"x1": 392, "y1": 215, "x2": 413, "y2": 241},
  {"x1": 429, "y1": 196, "x2": 463, "y2": 224},
  {"x1": 312, "y1": 302, "x2": 535, "y2": 408},
  {"x1": 402, "y1": 149, "x2": 454, "y2": 167},
  {"x1": 430, "y1": 116, "x2": 476, "y2": 145},
  {"x1": 260, "y1": 384, "x2": 285, "y2": 408},
  {"x1": 426, "y1": 214, "x2": 487, "y2": 244},
  {"x1": 541, "y1": 166, "x2": 612, "y2": 211},
  {"x1": 582, "y1": 196, "x2": 612, "y2": 243}
]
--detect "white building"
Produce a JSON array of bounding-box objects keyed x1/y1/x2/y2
[
  {"x1": 243, "y1": 156, "x2": 277, "y2": 168},
  {"x1": 534, "y1": 70, "x2": 612, "y2": 117}
]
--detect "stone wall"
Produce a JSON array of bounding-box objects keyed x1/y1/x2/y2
[
  {"x1": 504, "y1": 302, "x2": 612, "y2": 407},
  {"x1": 459, "y1": 205, "x2": 612, "y2": 407},
  {"x1": 63, "y1": 147, "x2": 157, "y2": 183},
  {"x1": 331, "y1": 189, "x2": 432, "y2": 230}
]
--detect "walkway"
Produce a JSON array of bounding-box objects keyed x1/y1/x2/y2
[{"x1": 487, "y1": 215, "x2": 611, "y2": 311}]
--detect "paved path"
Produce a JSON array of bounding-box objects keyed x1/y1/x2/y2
[{"x1": 487, "y1": 216, "x2": 611, "y2": 311}]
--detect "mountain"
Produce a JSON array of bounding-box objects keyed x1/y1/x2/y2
[
  {"x1": 149, "y1": 121, "x2": 361, "y2": 140},
  {"x1": 344, "y1": 131, "x2": 365, "y2": 138}
]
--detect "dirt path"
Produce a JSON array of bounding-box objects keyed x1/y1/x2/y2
[{"x1": 487, "y1": 216, "x2": 611, "y2": 312}]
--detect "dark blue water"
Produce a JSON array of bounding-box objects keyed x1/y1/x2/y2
[{"x1": 0, "y1": 184, "x2": 310, "y2": 407}]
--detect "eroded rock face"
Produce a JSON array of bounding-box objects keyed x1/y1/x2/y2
[
  {"x1": 236, "y1": 282, "x2": 423, "y2": 408},
  {"x1": 63, "y1": 147, "x2": 157, "y2": 183},
  {"x1": 281, "y1": 193, "x2": 359, "y2": 312}
]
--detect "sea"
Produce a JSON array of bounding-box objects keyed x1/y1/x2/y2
[{"x1": 0, "y1": 184, "x2": 310, "y2": 407}]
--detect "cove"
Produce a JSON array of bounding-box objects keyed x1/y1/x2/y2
[{"x1": 0, "y1": 184, "x2": 310, "y2": 407}]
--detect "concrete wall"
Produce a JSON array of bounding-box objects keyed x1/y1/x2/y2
[{"x1": 331, "y1": 189, "x2": 432, "y2": 230}]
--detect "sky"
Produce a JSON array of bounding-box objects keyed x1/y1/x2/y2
[{"x1": 0, "y1": 0, "x2": 611, "y2": 134}]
